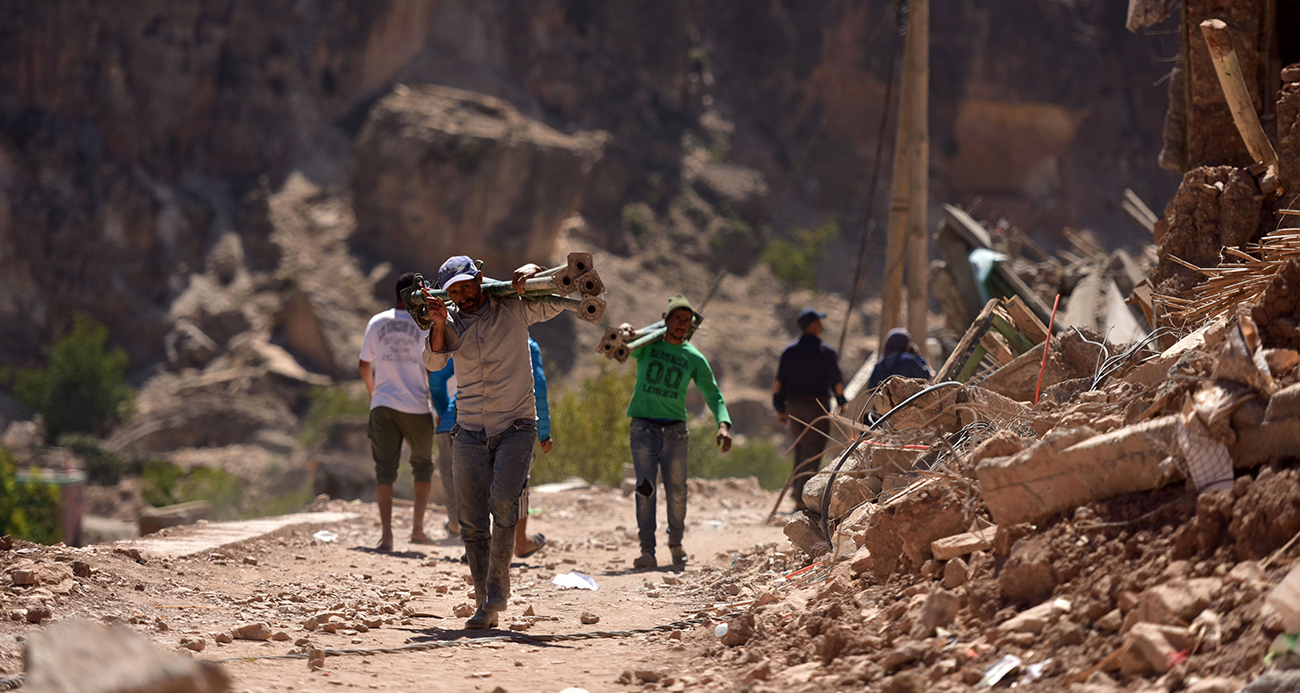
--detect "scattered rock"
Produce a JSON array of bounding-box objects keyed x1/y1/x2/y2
[
  {"x1": 179, "y1": 638, "x2": 206, "y2": 652},
  {"x1": 232, "y1": 622, "x2": 272, "y2": 641},
  {"x1": 721, "y1": 615, "x2": 754, "y2": 646},
  {"x1": 270, "y1": 631, "x2": 290, "y2": 641},
  {"x1": 26, "y1": 606, "x2": 52, "y2": 624},
  {"x1": 580, "y1": 612, "x2": 599, "y2": 624},
  {"x1": 307, "y1": 648, "x2": 325, "y2": 670},
  {"x1": 881, "y1": 640, "x2": 929, "y2": 673},
  {"x1": 12, "y1": 569, "x2": 40, "y2": 586},
  {"x1": 634, "y1": 669, "x2": 662, "y2": 683},
  {"x1": 942, "y1": 558, "x2": 968, "y2": 589},
  {"x1": 1119, "y1": 622, "x2": 1193, "y2": 675},
  {"x1": 1185, "y1": 678, "x2": 1245, "y2": 693},
  {"x1": 783, "y1": 514, "x2": 827, "y2": 557},
  {"x1": 996, "y1": 598, "x2": 1071, "y2": 635},
  {"x1": 741, "y1": 660, "x2": 771, "y2": 684},
  {"x1": 212, "y1": 632, "x2": 233, "y2": 644},
  {"x1": 1097, "y1": 609, "x2": 1123, "y2": 633},
  {"x1": 910, "y1": 589, "x2": 960, "y2": 639},
  {"x1": 243, "y1": 557, "x2": 258, "y2": 566},
  {"x1": 999, "y1": 538, "x2": 1057, "y2": 603},
  {"x1": 453, "y1": 603, "x2": 475, "y2": 617},
  {"x1": 522, "y1": 604, "x2": 535, "y2": 617},
  {"x1": 23, "y1": 619, "x2": 231, "y2": 693}
]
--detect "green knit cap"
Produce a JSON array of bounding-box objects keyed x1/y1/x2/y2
[{"x1": 663, "y1": 294, "x2": 697, "y2": 320}]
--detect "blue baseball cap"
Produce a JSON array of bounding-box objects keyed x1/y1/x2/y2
[
  {"x1": 438, "y1": 255, "x2": 480, "y2": 289},
  {"x1": 797, "y1": 308, "x2": 827, "y2": 329}
]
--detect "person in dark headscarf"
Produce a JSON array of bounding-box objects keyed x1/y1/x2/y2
[{"x1": 866, "y1": 328, "x2": 934, "y2": 390}]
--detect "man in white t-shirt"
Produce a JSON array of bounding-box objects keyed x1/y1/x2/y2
[{"x1": 359, "y1": 272, "x2": 433, "y2": 552}]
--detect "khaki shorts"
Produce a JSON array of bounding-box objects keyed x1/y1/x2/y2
[{"x1": 368, "y1": 406, "x2": 434, "y2": 485}]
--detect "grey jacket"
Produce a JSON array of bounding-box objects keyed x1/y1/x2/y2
[{"x1": 422, "y1": 295, "x2": 564, "y2": 436}]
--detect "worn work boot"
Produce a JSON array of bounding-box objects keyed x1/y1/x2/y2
[
  {"x1": 670, "y1": 545, "x2": 688, "y2": 565},
  {"x1": 463, "y1": 541, "x2": 496, "y2": 629},
  {"x1": 483, "y1": 528, "x2": 516, "y2": 613},
  {"x1": 632, "y1": 550, "x2": 657, "y2": 569}
]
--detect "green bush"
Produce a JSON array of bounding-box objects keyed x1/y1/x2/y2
[
  {"x1": 0, "y1": 447, "x2": 62, "y2": 544},
  {"x1": 533, "y1": 361, "x2": 635, "y2": 487},
  {"x1": 299, "y1": 386, "x2": 371, "y2": 449},
  {"x1": 761, "y1": 222, "x2": 838, "y2": 291},
  {"x1": 687, "y1": 423, "x2": 791, "y2": 491},
  {"x1": 13, "y1": 313, "x2": 134, "y2": 441},
  {"x1": 56, "y1": 433, "x2": 127, "y2": 485}
]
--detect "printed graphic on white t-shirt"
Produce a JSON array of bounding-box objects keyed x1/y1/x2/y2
[{"x1": 360, "y1": 309, "x2": 431, "y2": 414}]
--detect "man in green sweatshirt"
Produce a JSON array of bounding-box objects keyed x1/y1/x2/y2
[{"x1": 626, "y1": 294, "x2": 731, "y2": 569}]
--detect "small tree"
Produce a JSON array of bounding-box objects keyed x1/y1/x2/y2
[
  {"x1": 761, "y1": 222, "x2": 838, "y2": 291},
  {"x1": 0, "y1": 447, "x2": 62, "y2": 544},
  {"x1": 14, "y1": 314, "x2": 134, "y2": 440},
  {"x1": 533, "y1": 361, "x2": 636, "y2": 487}
]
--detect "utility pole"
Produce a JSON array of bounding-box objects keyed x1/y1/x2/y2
[
  {"x1": 877, "y1": 0, "x2": 929, "y2": 357},
  {"x1": 905, "y1": 0, "x2": 929, "y2": 357}
]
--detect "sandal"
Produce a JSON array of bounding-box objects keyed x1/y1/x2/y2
[{"x1": 516, "y1": 533, "x2": 546, "y2": 559}]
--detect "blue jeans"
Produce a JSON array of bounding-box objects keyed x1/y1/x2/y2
[
  {"x1": 451, "y1": 420, "x2": 536, "y2": 547},
  {"x1": 630, "y1": 418, "x2": 689, "y2": 552}
]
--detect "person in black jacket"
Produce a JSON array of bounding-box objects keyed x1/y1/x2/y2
[
  {"x1": 867, "y1": 327, "x2": 934, "y2": 391},
  {"x1": 772, "y1": 308, "x2": 846, "y2": 511}
]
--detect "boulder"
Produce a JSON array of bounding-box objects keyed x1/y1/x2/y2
[
  {"x1": 783, "y1": 514, "x2": 827, "y2": 557},
  {"x1": 351, "y1": 85, "x2": 608, "y2": 275},
  {"x1": 22, "y1": 619, "x2": 230, "y2": 693}
]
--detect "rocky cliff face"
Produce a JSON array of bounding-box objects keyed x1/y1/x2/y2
[
  {"x1": 0, "y1": 1, "x2": 1179, "y2": 445},
  {"x1": 350, "y1": 85, "x2": 607, "y2": 275}
]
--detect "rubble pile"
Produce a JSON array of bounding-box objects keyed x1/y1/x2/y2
[
  {"x1": 743, "y1": 150, "x2": 1300, "y2": 687},
  {"x1": 710, "y1": 304, "x2": 1300, "y2": 691}
]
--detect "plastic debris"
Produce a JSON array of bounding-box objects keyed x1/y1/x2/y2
[
  {"x1": 977, "y1": 654, "x2": 1021, "y2": 688},
  {"x1": 714, "y1": 623, "x2": 729, "y2": 638},
  {"x1": 1018, "y1": 658, "x2": 1052, "y2": 685},
  {"x1": 312, "y1": 530, "x2": 338, "y2": 542},
  {"x1": 552, "y1": 571, "x2": 599, "y2": 590}
]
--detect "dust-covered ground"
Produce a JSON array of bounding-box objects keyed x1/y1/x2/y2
[{"x1": 0, "y1": 477, "x2": 793, "y2": 693}]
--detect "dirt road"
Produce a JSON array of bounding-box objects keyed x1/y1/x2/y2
[{"x1": 0, "y1": 477, "x2": 791, "y2": 693}]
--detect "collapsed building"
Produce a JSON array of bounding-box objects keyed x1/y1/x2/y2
[{"x1": 735, "y1": 1, "x2": 1300, "y2": 690}]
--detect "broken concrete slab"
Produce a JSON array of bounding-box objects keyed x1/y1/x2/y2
[
  {"x1": 931, "y1": 527, "x2": 996, "y2": 561},
  {"x1": 977, "y1": 416, "x2": 1182, "y2": 526},
  {"x1": 1123, "y1": 578, "x2": 1223, "y2": 632},
  {"x1": 864, "y1": 479, "x2": 968, "y2": 580},
  {"x1": 996, "y1": 598, "x2": 1071, "y2": 634},
  {"x1": 1119, "y1": 622, "x2": 1194, "y2": 676},
  {"x1": 113, "y1": 511, "x2": 358, "y2": 559},
  {"x1": 23, "y1": 618, "x2": 231, "y2": 693}
]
